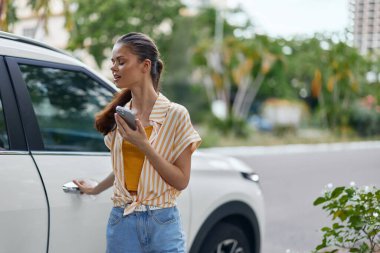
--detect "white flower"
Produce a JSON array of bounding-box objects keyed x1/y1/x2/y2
[
  {"x1": 327, "y1": 183, "x2": 333, "y2": 189},
  {"x1": 350, "y1": 181, "x2": 356, "y2": 187},
  {"x1": 364, "y1": 186, "x2": 370, "y2": 193},
  {"x1": 352, "y1": 195, "x2": 360, "y2": 201},
  {"x1": 374, "y1": 212, "x2": 379, "y2": 218}
]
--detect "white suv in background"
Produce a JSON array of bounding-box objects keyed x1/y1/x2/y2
[{"x1": 0, "y1": 31, "x2": 264, "y2": 253}]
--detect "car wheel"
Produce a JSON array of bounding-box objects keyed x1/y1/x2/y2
[{"x1": 199, "y1": 222, "x2": 251, "y2": 253}]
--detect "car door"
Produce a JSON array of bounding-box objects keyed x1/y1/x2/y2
[
  {"x1": 0, "y1": 56, "x2": 48, "y2": 253},
  {"x1": 5, "y1": 56, "x2": 118, "y2": 253}
]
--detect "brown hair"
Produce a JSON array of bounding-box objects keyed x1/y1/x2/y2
[{"x1": 95, "y1": 32, "x2": 164, "y2": 135}]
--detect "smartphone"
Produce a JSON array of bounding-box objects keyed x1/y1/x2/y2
[{"x1": 116, "y1": 106, "x2": 137, "y2": 130}]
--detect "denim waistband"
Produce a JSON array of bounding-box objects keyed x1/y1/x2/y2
[{"x1": 117, "y1": 204, "x2": 164, "y2": 212}]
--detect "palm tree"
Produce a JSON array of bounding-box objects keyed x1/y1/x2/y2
[
  {"x1": 193, "y1": 34, "x2": 285, "y2": 120},
  {"x1": 231, "y1": 35, "x2": 285, "y2": 118},
  {"x1": 322, "y1": 41, "x2": 365, "y2": 130},
  {"x1": 0, "y1": 0, "x2": 17, "y2": 32},
  {"x1": 288, "y1": 34, "x2": 367, "y2": 131},
  {"x1": 0, "y1": 0, "x2": 72, "y2": 38},
  {"x1": 27, "y1": 0, "x2": 51, "y2": 37}
]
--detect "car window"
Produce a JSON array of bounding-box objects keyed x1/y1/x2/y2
[
  {"x1": 0, "y1": 97, "x2": 9, "y2": 150},
  {"x1": 19, "y1": 64, "x2": 113, "y2": 152}
]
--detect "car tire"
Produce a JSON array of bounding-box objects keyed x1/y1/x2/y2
[{"x1": 199, "y1": 222, "x2": 251, "y2": 253}]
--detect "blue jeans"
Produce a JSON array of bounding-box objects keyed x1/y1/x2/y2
[{"x1": 106, "y1": 206, "x2": 186, "y2": 253}]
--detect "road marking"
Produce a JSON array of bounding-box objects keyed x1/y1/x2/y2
[{"x1": 201, "y1": 141, "x2": 380, "y2": 156}]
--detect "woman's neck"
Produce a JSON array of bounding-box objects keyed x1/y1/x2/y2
[{"x1": 130, "y1": 85, "x2": 158, "y2": 120}]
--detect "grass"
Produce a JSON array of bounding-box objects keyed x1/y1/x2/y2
[{"x1": 196, "y1": 124, "x2": 380, "y2": 148}]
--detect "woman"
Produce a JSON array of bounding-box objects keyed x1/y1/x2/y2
[{"x1": 73, "y1": 32, "x2": 202, "y2": 253}]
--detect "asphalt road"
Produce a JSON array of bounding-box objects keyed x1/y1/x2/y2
[{"x1": 204, "y1": 142, "x2": 380, "y2": 253}]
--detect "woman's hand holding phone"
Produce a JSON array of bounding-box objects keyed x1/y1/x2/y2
[
  {"x1": 115, "y1": 106, "x2": 137, "y2": 130},
  {"x1": 114, "y1": 107, "x2": 150, "y2": 150}
]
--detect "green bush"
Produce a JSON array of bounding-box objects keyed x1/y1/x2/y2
[
  {"x1": 207, "y1": 115, "x2": 251, "y2": 138},
  {"x1": 349, "y1": 97, "x2": 380, "y2": 137},
  {"x1": 273, "y1": 125, "x2": 297, "y2": 136},
  {"x1": 198, "y1": 126, "x2": 220, "y2": 148},
  {"x1": 313, "y1": 184, "x2": 380, "y2": 253}
]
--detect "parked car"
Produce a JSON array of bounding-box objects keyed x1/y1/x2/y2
[{"x1": 0, "y1": 31, "x2": 264, "y2": 253}]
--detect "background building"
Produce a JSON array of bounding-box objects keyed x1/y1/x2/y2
[
  {"x1": 13, "y1": 0, "x2": 68, "y2": 48},
  {"x1": 13, "y1": 0, "x2": 108, "y2": 77},
  {"x1": 352, "y1": 0, "x2": 380, "y2": 53}
]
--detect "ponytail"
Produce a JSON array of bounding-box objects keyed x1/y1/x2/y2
[
  {"x1": 154, "y1": 59, "x2": 164, "y2": 88},
  {"x1": 95, "y1": 89, "x2": 132, "y2": 135}
]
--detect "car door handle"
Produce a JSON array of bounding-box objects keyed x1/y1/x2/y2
[{"x1": 62, "y1": 181, "x2": 80, "y2": 193}]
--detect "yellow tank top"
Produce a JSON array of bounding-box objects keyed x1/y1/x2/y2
[{"x1": 122, "y1": 125, "x2": 154, "y2": 192}]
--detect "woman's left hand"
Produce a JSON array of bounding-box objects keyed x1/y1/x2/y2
[{"x1": 114, "y1": 113, "x2": 149, "y2": 150}]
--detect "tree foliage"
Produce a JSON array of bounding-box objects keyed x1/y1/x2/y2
[
  {"x1": 5, "y1": 1, "x2": 380, "y2": 136},
  {"x1": 282, "y1": 34, "x2": 370, "y2": 131},
  {"x1": 66, "y1": 0, "x2": 183, "y2": 66}
]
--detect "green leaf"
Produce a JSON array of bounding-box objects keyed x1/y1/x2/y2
[
  {"x1": 349, "y1": 248, "x2": 360, "y2": 252},
  {"x1": 332, "y1": 223, "x2": 343, "y2": 229},
  {"x1": 331, "y1": 187, "x2": 345, "y2": 199},
  {"x1": 345, "y1": 188, "x2": 355, "y2": 198},
  {"x1": 375, "y1": 190, "x2": 380, "y2": 200},
  {"x1": 349, "y1": 215, "x2": 365, "y2": 229},
  {"x1": 359, "y1": 243, "x2": 369, "y2": 251},
  {"x1": 368, "y1": 229, "x2": 379, "y2": 237},
  {"x1": 321, "y1": 226, "x2": 331, "y2": 232},
  {"x1": 339, "y1": 195, "x2": 349, "y2": 205},
  {"x1": 333, "y1": 210, "x2": 347, "y2": 221},
  {"x1": 314, "y1": 197, "x2": 327, "y2": 206},
  {"x1": 316, "y1": 243, "x2": 326, "y2": 251}
]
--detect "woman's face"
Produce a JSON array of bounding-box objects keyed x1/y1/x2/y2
[{"x1": 110, "y1": 43, "x2": 144, "y2": 89}]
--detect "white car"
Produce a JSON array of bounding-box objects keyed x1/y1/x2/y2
[{"x1": 0, "y1": 31, "x2": 264, "y2": 253}]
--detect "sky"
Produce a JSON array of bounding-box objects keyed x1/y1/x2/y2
[{"x1": 228, "y1": 0, "x2": 350, "y2": 38}]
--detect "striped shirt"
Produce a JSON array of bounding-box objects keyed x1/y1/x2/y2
[{"x1": 104, "y1": 93, "x2": 202, "y2": 216}]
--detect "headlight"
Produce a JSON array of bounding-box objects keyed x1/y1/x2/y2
[
  {"x1": 226, "y1": 157, "x2": 260, "y2": 183},
  {"x1": 241, "y1": 172, "x2": 260, "y2": 183}
]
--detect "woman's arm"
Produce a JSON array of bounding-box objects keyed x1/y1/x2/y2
[
  {"x1": 73, "y1": 171, "x2": 115, "y2": 195},
  {"x1": 115, "y1": 114, "x2": 193, "y2": 191},
  {"x1": 141, "y1": 142, "x2": 192, "y2": 191}
]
